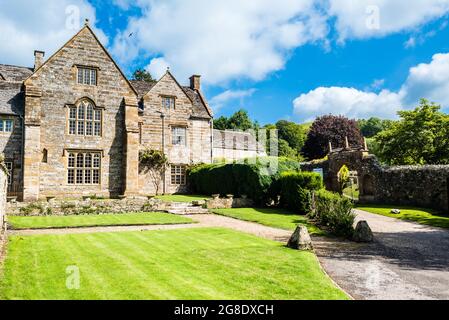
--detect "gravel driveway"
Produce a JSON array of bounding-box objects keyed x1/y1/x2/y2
[{"x1": 313, "y1": 209, "x2": 449, "y2": 300}]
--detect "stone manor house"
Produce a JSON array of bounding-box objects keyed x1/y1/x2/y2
[{"x1": 0, "y1": 25, "x2": 264, "y2": 202}]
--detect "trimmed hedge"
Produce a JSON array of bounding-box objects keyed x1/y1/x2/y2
[
  {"x1": 310, "y1": 190, "x2": 355, "y2": 238},
  {"x1": 188, "y1": 158, "x2": 301, "y2": 204},
  {"x1": 277, "y1": 172, "x2": 323, "y2": 213}
]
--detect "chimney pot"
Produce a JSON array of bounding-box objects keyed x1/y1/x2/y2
[
  {"x1": 34, "y1": 50, "x2": 45, "y2": 71},
  {"x1": 190, "y1": 75, "x2": 201, "y2": 91}
]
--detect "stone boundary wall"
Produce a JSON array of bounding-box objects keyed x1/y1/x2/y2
[
  {"x1": 0, "y1": 164, "x2": 7, "y2": 229},
  {"x1": 301, "y1": 150, "x2": 449, "y2": 213},
  {"x1": 6, "y1": 197, "x2": 167, "y2": 216}
]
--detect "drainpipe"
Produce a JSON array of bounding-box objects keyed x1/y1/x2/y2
[
  {"x1": 210, "y1": 119, "x2": 214, "y2": 163},
  {"x1": 156, "y1": 111, "x2": 166, "y2": 194},
  {"x1": 19, "y1": 115, "x2": 25, "y2": 199}
]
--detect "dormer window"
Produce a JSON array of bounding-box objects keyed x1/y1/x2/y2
[
  {"x1": 77, "y1": 67, "x2": 97, "y2": 86},
  {"x1": 162, "y1": 96, "x2": 175, "y2": 109}
]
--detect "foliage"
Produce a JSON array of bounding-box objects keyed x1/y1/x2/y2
[
  {"x1": 212, "y1": 208, "x2": 325, "y2": 235},
  {"x1": 188, "y1": 158, "x2": 300, "y2": 204},
  {"x1": 276, "y1": 171, "x2": 323, "y2": 213},
  {"x1": 302, "y1": 115, "x2": 364, "y2": 160},
  {"x1": 374, "y1": 99, "x2": 449, "y2": 165},
  {"x1": 310, "y1": 190, "x2": 355, "y2": 238},
  {"x1": 19, "y1": 203, "x2": 45, "y2": 216},
  {"x1": 213, "y1": 109, "x2": 258, "y2": 131},
  {"x1": 264, "y1": 121, "x2": 307, "y2": 161},
  {"x1": 337, "y1": 165, "x2": 350, "y2": 194},
  {"x1": 139, "y1": 149, "x2": 168, "y2": 195},
  {"x1": 358, "y1": 117, "x2": 394, "y2": 138},
  {"x1": 132, "y1": 69, "x2": 155, "y2": 83}
]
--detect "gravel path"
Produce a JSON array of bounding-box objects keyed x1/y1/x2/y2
[
  {"x1": 8, "y1": 210, "x2": 449, "y2": 300},
  {"x1": 313, "y1": 209, "x2": 449, "y2": 300}
]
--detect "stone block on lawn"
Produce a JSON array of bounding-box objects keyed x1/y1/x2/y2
[
  {"x1": 391, "y1": 209, "x2": 401, "y2": 214},
  {"x1": 353, "y1": 221, "x2": 374, "y2": 243},
  {"x1": 287, "y1": 225, "x2": 313, "y2": 251}
]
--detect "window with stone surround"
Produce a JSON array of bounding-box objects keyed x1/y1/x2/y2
[
  {"x1": 68, "y1": 100, "x2": 102, "y2": 136},
  {"x1": 67, "y1": 152, "x2": 101, "y2": 185},
  {"x1": 162, "y1": 96, "x2": 175, "y2": 109},
  {"x1": 0, "y1": 119, "x2": 13, "y2": 133},
  {"x1": 5, "y1": 162, "x2": 12, "y2": 185},
  {"x1": 171, "y1": 165, "x2": 186, "y2": 185},
  {"x1": 77, "y1": 67, "x2": 97, "y2": 86},
  {"x1": 172, "y1": 127, "x2": 186, "y2": 146}
]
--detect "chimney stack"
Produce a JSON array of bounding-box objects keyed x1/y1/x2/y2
[
  {"x1": 190, "y1": 75, "x2": 201, "y2": 91},
  {"x1": 34, "y1": 50, "x2": 45, "y2": 71}
]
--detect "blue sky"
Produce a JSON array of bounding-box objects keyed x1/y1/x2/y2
[{"x1": 2, "y1": 0, "x2": 449, "y2": 125}]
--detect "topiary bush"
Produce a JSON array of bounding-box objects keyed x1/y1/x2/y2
[
  {"x1": 310, "y1": 190, "x2": 355, "y2": 238},
  {"x1": 277, "y1": 171, "x2": 323, "y2": 213}
]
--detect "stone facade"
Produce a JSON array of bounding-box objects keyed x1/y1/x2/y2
[
  {"x1": 302, "y1": 148, "x2": 449, "y2": 213},
  {"x1": 213, "y1": 129, "x2": 266, "y2": 162},
  {"x1": 0, "y1": 25, "x2": 214, "y2": 201},
  {"x1": 0, "y1": 164, "x2": 7, "y2": 228}
]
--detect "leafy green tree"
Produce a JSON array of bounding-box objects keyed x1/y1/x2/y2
[
  {"x1": 132, "y1": 69, "x2": 155, "y2": 82},
  {"x1": 302, "y1": 115, "x2": 364, "y2": 160},
  {"x1": 278, "y1": 139, "x2": 298, "y2": 159},
  {"x1": 276, "y1": 120, "x2": 307, "y2": 152},
  {"x1": 358, "y1": 117, "x2": 394, "y2": 137},
  {"x1": 337, "y1": 165, "x2": 350, "y2": 195},
  {"x1": 227, "y1": 109, "x2": 254, "y2": 131},
  {"x1": 213, "y1": 116, "x2": 229, "y2": 130},
  {"x1": 375, "y1": 99, "x2": 449, "y2": 165}
]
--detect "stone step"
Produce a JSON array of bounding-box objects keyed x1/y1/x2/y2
[{"x1": 167, "y1": 207, "x2": 210, "y2": 215}]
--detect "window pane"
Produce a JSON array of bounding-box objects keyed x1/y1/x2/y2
[
  {"x1": 0, "y1": 121, "x2": 3, "y2": 132},
  {"x1": 77, "y1": 153, "x2": 84, "y2": 168},
  {"x1": 69, "y1": 120, "x2": 76, "y2": 135},
  {"x1": 93, "y1": 170, "x2": 100, "y2": 184},
  {"x1": 69, "y1": 107, "x2": 77, "y2": 119},
  {"x1": 5, "y1": 120, "x2": 13, "y2": 132},
  {"x1": 76, "y1": 169, "x2": 83, "y2": 184},
  {"x1": 86, "y1": 121, "x2": 93, "y2": 136},
  {"x1": 78, "y1": 69, "x2": 83, "y2": 84},
  {"x1": 77, "y1": 121, "x2": 84, "y2": 135},
  {"x1": 93, "y1": 154, "x2": 100, "y2": 168},
  {"x1": 84, "y1": 68, "x2": 90, "y2": 85},
  {"x1": 68, "y1": 169, "x2": 75, "y2": 184},
  {"x1": 94, "y1": 122, "x2": 101, "y2": 136},
  {"x1": 85, "y1": 169, "x2": 92, "y2": 184},
  {"x1": 91, "y1": 69, "x2": 97, "y2": 85},
  {"x1": 85, "y1": 154, "x2": 92, "y2": 168},
  {"x1": 78, "y1": 104, "x2": 85, "y2": 119},
  {"x1": 87, "y1": 105, "x2": 93, "y2": 120},
  {"x1": 94, "y1": 110, "x2": 101, "y2": 121},
  {"x1": 68, "y1": 153, "x2": 75, "y2": 168}
]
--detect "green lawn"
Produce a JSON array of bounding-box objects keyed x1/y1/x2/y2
[
  {"x1": 0, "y1": 228, "x2": 347, "y2": 300},
  {"x1": 212, "y1": 208, "x2": 325, "y2": 236},
  {"x1": 155, "y1": 194, "x2": 211, "y2": 203},
  {"x1": 7, "y1": 212, "x2": 194, "y2": 230},
  {"x1": 356, "y1": 205, "x2": 449, "y2": 229}
]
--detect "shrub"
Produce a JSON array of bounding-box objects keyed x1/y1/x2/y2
[
  {"x1": 188, "y1": 158, "x2": 301, "y2": 205},
  {"x1": 311, "y1": 190, "x2": 355, "y2": 238},
  {"x1": 277, "y1": 172, "x2": 323, "y2": 213}
]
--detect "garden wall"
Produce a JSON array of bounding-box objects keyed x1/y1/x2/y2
[
  {"x1": 6, "y1": 197, "x2": 168, "y2": 216},
  {"x1": 302, "y1": 149, "x2": 449, "y2": 213}
]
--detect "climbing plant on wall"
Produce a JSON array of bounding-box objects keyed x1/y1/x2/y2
[{"x1": 139, "y1": 149, "x2": 168, "y2": 195}]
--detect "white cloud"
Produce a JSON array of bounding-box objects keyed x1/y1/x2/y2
[
  {"x1": 210, "y1": 89, "x2": 257, "y2": 112},
  {"x1": 112, "y1": 0, "x2": 329, "y2": 85},
  {"x1": 0, "y1": 0, "x2": 107, "y2": 68},
  {"x1": 293, "y1": 52, "x2": 449, "y2": 120},
  {"x1": 147, "y1": 57, "x2": 170, "y2": 80},
  {"x1": 328, "y1": 0, "x2": 449, "y2": 42}
]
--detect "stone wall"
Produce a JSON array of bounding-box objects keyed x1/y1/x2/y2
[
  {"x1": 301, "y1": 149, "x2": 449, "y2": 213},
  {"x1": 205, "y1": 195, "x2": 254, "y2": 209},
  {"x1": 6, "y1": 197, "x2": 168, "y2": 216}
]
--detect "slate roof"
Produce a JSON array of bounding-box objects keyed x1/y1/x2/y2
[
  {"x1": 0, "y1": 64, "x2": 33, "y2": 82},
  {"x1": 213, "y1": 129, "x2": 265, "y2": 152},
  {"x1": 130, "y1": 80, "x2": 212, "y2": 119},
  {"x1": 0, "y1": 82, "x2": 24, "y2": 116}
]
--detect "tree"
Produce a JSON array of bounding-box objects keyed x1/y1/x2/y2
[
  {"x1": 132, "y1": 69, "x2": 155, "y2": 83},
  {"x1": 358, "y1": 117, "x2": 394, "y2": 138},
  {"x1": 213, "y1": 109, "x2": 257, "y2": 131},
  {"x1": 302, "y1": 115, "x2": 364, "y2": 160},
  {"x1": 278, "y1": 139, "x2": 298, "y2": 159},
  {"x1": 227, "y1": 109, "x2": 254, "y2": 131},
  {"x1": 139, "y1": 149, "x2": 168, "y2": 195},
  {"x1": 213, "y1": 116, "x2": 229, "y2": 130},
  {"x1": 275, "y1": 120, "x2": 307, "y2": 152},
  {"x1": 374, "y1": 99, "x2": 449, "y2": 165},
  {"x1": 337, "y1": 165, "x2": 350, "y2": 195}
]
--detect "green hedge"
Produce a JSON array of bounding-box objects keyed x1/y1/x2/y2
[
  {"x1": 188, "y1": 158, "x2": 300, "y2": 204},
  {"x1": 277, "y1": 172, "x2": 323, "y2": 213},
  {"x1": 310, "y1": 190, "x2": 355, "y2": 238}
]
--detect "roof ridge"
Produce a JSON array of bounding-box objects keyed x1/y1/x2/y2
[{"x1": 0, "y1": 63, "x2": 33, "y2": 70}]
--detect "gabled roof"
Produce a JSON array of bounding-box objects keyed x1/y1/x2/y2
[
  {"x1": 0, "y1": 82, "x2": 24, "y2": 116},
  {"x1": 130, "y1": 80, "x2": 157, "y2": 100},
  {"x1": 24, "y1": 24, "x2": 138, "y2": 96},
  {"x1": 0, "y1": 64, "x2": 33, "y2": 82}
]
